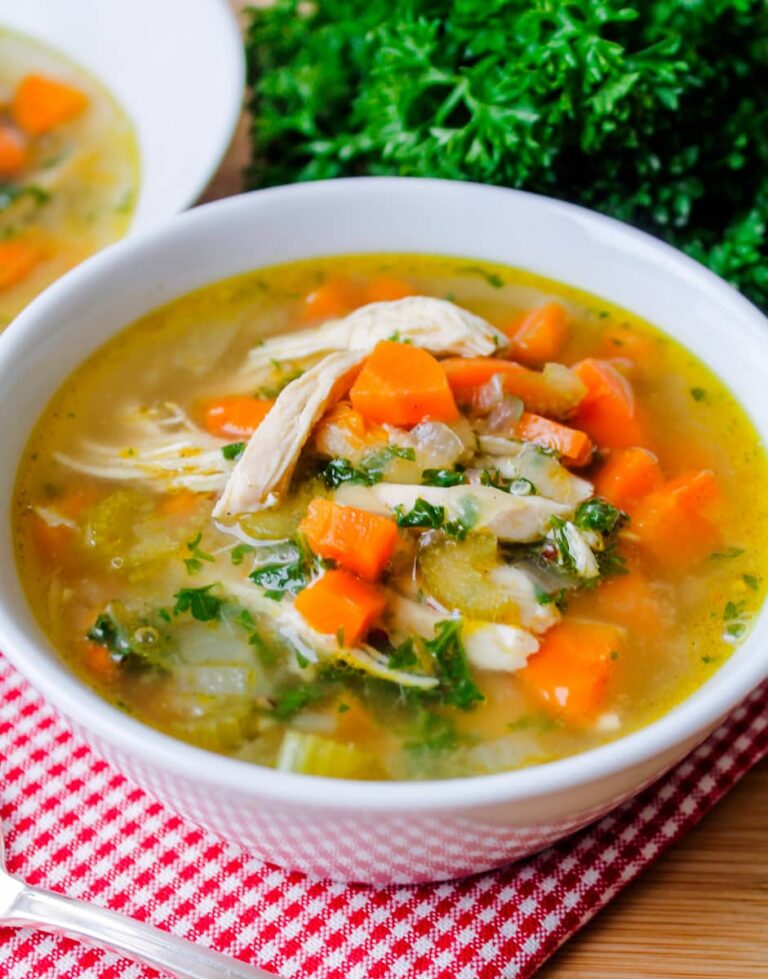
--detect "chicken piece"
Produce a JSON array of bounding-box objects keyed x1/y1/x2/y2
[
  {"x1": 463, "y1": 623, "x2": 539, "y2": 672},
  {"x1": 54, "y1": 402, "x2": 230, "y2": 493},
  {"x1": 487, "y1": 564, "x2": 561, "y2": 634},
  {"x1": 334, "y1": 482, "x2": 571, "y2": 543},
  {"x1": 243, "y1": 297, "x2": 508, "y2": 373},
  {"x1": 222, "y1": 577, "x2": 438, "y2": 690},
  {"x1": 477, "y1": 436, "x2": 593, "y2": 506},
  {"x1": 213, "y1": 351, "x2": 365, "y2": 518},
  {"x1": 386, "y1": 594, "x2": 539, "y2": 673}
]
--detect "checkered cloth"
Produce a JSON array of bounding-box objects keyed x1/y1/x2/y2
[{"x1": 1, "y1": 654, "x2": 766, "y2": 979}]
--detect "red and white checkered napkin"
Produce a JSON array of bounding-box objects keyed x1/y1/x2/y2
[{"x1": 1, "y1": 654, "x2": 766, "y2": 979}]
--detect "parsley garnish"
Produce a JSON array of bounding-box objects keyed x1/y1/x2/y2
[
  {"x1": 425, "y1": 619, "x2": 483, "y2": 710},
  {"x1": 183, "y1": 532, "x2": 215, "y2": 575},
  {"x1": 321, "y1": 446, "x2": 416, "y2": 488},
  {"x1": 173, "y1": 585, "x2": 223, "y2": 621},
  {"x1": 386, "y1": 637, "x2": 418, "y2": 669},
  {"x1": 222, "y1": 441, "x2": 246, "y2": 461},
  {"x1": 272, "y1": 683, "x2": 324, "y2": 720},
  {"x1": 421, "y1": 468, "x2": 467, "y2": 487},
  {"x1": 575, "y1": 498, "x2": 625, "y2": 534},
  {"x1": 249, "y1": 537, "x2": 315, "y2": 599},
  {"x1": 0, "y1": 183, "x2": 50, "y2": 212},
  {"x1": 245, "y1": 1, "x2": 768, "y2": 313},
  {"x1": 231, "y1": 543, "x2": 256, "y2": 566},
  {"x1": 394, "y1": 497, "x2": 445, "y2": 529},
  {"x1": 690, "y1": 387, "x2": 707, "y2": 402}
]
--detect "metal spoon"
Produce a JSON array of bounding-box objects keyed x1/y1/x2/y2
[{"x1": 0, "y1": 822, "x2": 277, "y2": 978}]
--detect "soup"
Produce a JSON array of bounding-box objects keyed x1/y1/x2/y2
[
  {"x1": 13, "y1": 255, "x2": 768, "y2": 780},
  {"x1": 0, "y1": 28, "x2": 139, "y2": 325}
]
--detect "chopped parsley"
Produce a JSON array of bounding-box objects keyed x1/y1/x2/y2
[
  {"x1": 230, "y1": 543, "x2": 256, "y2": 565},
  {"x1": 394, "y1": 495, "x2": 478, "y2": 540},
  {"x1": 272, "y1": 683, "x2": 325, "y2": 720},
  {"x1": 321, "y1": 446, "x2": 416, "y2": 488},
  {"x1": 421, "y1": 468, "x2": 467, "y2": 487},
  {"x1": 711, "y1": 547, "x2": 746, "y2": 560},
  {"x1": 575, "y1": 498, "x2": 625, "y2": 534},
  {"x1": 425, "y1": 619, "x2": 483, "y2": 710},
  {"x1": 481, "y1": 468, "x2": 537, "y2": 495},
  {"x1": 743, "y1": 574, "x2": 759, "y2": 591},
  {"x1": 173, "y1": 585, "x2": 224, "y2": 622},
  {"x1": 0, "y1": 183, "x2": 50, "y2": 212},
  {"x1": 690, "y1": 387, "x2": 707, "y2": 402},
  {"x1": 183, "y1": 532, "x2": 215, "y2": 575},
  {"x1": 386, "y1": 637, "x2": 418, "y2": 669},
  {"x1": 86, "y1": 605, "x2": 168, "y2": 670},
  {"x1": 249, "y1": 537, "x2": 316, "y2": 599},
  {"x1": 221, "y1": 441, "x2": 246, "y2": 461}
]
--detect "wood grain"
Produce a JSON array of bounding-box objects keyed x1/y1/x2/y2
[{"x1": 209, "y1": 5, "x2": 768, "y2": 973}]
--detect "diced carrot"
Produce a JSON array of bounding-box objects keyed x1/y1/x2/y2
[
  {"x1": 294, "y1": 569, "x2": 386, "y2": 646},
  {"x1": 200, "y1": 396, "x2": 274, "y2": 439},
  {"x1": 0, "y1": 239, "x2": 43, "y2": 291},
  {"x1": 299, "y1": 276, "x2": 362, "y2": 323},
  {"x1": 13, "y1": 74, "x2": 89, "y2": 135},
  {"x1": 300, "y1": 498, "x2": 399, "y2": 581},
  {"x1": 365, "y1": 274, "x2": 416, "y2": 303},
  {"x1": 593, "y1": 447, "x2": 664, "y2": 511},
  {"x1": 160, "y1": 489, "x2": 203, "y2": 516},
  {"x1": 594, "y1": 570, "x2": 665, "y2": 636},
  {"x1": 515, "y1": 411, "x2": 593, "y2": 467},
  {"x1": 0, "y1": 126, "x2": 26, "y2": 174},
  {"x1": 506, "y1": 302, "x2": 568, "y2": 365},
  {"x1": 30, "y1": 515, "x2": 73, "y2": 562},
  {"x1": 350, "y1": 341, "x2": 458, "y2": 426},
  {"x1": 632, "y1": 470, "x2": 720, "y2": 570},
  {"x1": 520, "y1": 619, "x2": 622, "y2": 725},
  {"x1": 85, "y1": 642, "x2": 119, "y2": 682},
  {"x1": 571, "y1": 358, "x2": 649, "y2": 448},
  {"x1": 441, "y1": 357, "x2": 585, "y2": 418}
]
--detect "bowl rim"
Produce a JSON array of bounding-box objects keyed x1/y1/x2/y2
[
  {"x1": 1, "y1": 176, "x2": 767, "y2": 812},
  {"x1": 0, "y1": 0, "x2": 246, "y2": 226}
]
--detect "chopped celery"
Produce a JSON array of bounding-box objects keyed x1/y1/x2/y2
[{"x1": 276, "y1": 730, "x2": 375, "y2": 778}]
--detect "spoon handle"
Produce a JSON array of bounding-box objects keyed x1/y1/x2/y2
[{"x1": 7, "y1": 882, "x2": 276, "y2": 978}]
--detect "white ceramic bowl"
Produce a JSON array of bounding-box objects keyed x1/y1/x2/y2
[
  {"x1": 1, "y1": 179, "x2": 766, "y2": 884},
  {"x1": 0, "y1": 0, "x2": 244, "y2": 228}
]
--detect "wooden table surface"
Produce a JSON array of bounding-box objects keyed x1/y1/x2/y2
[{"x1": 207, "y1": 7, "x2": 768, "y2": 973}]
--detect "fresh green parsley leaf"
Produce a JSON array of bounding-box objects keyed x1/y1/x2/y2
[
  {"x1": 272, "y1": 683, "x2": 324, "y2": 720},
  {"x1": 222, "y1": 441, "x2": 246, "y2": 461},
  {"x1": 231, "y1": 543, "x2": 256, "y2": 566},
  {"x1": 394, "y1": 497, "x2": 445, "y2": 529},
  {"x1": 0, "y1": 183, "x2": 50, "y2": 212},
  {"x1": 575, "y1": 498, "x2": 625, "y2": 534},
  {"x1": 183, "y1": 532, "x2": 215, "y2": 575},
  {"x1": 386, "y1": 637, "x2": 418, "y2": 669},
  {"x1": 424, "y1": 619, "x2": 483, "y2": 710},
  {"x1": 743, "y1": 573, "x2": 759, "y2": 591},
  {"x1": 173, "y1": 585, "x2": 223, "y2": 622},
  {"x1": 690, "y1": 387, "x2": 707, "y2": 402},
  {"x1": 249, "y1": 537, "x2": 315, "y2": 599},
  {"x1": 711, "y1": 547, "x2": 746, "y2": 560},
  {"x1": 421, "y1": 468, "x2": 467, "y2": 487}
]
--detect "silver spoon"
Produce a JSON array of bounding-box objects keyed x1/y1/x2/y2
[{"x1": 0, "y1": 822, "x2": 278, "y2": 978}]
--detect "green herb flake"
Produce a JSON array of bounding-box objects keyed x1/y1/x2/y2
[
  {"x1": 425, "y1": 619, "x2": 483, "y2": 710},
  {"x1": 173, "y1": 585, "x2": 223, "y2": 622},
  {"x1": 222, "y1": 441, "x2": 246, "y2": 461},
  {"x1": 231, "y1": 543, "x2": 256, "y2": 566},
  {"x1": 183, "y1": 532, "x2": 215, "y2": 575},
  {"x1": 394, "y1": 497, "x2": 445, "y2": 530},
  {"x1": 421, "y1": 468, "x2": 467, "y2": 487},
  {"x1": 690, "y1": 387, "x2": 707, "y2": 402},
  {"x1": 575, "y1": 498, "x2": 625, "y2": 534},
  {"x1": 743, "y1": 574, "x2": 759, "y2": 591},
  {"x1": 249, "y1": 537, "x2": 315, "y2": 599}
]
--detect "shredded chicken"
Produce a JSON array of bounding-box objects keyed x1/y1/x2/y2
[
  {"x1": 477, "y1": 436, "x2": 593, "y2": 506},
  {"x1": 224, "y1": 577, "x2": 438, "y2": 690},
  {"x1": 213, "y1": 351, "x2": 365, "y2": 518},
  {"x1": 54, "y1": 402, "x2": 229, "y2": 493},
  {"x1": 488, "y1": 565, "x2": 561, "y2": 634},
  {"x1": 334, "y1": 482, "x2": 572, "y2": 542},
  {"x1": 463, "y1": 624, "x2": 539, "y2": 672},
  {"x1": 242, "y1": 296, "x2": 508, "y2": 374}
]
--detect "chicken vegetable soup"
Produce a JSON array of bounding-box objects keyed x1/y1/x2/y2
[
  {"x1": 13, "y1": 256, "x2": 768, "y2": 780},
  {"x1": 0, "y1": 28, "x2": 139, "y2": 324}
]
